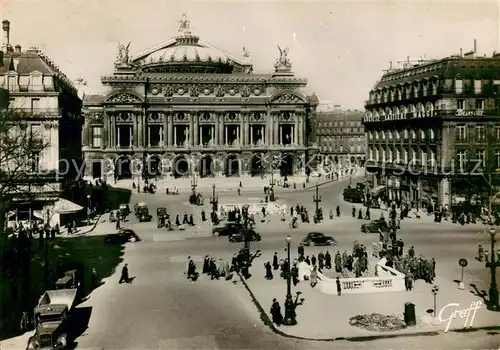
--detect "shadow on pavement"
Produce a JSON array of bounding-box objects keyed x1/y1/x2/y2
[
  {"x1": 68, "y1": 306, "x2": 93, "y2": 349},
  {"x1": 469, "y1": 283, "x2": 489, "y2": 305}
]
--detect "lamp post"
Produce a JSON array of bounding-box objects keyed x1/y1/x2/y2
[
  {"x1": 431, "y1": 285, "x2": 439, "y2": 317},
  {"x1": 210, "y1": 184, "x2": 218, "y2": 213},
  {"x1": 313, "y1": 183, "x2": 322, "y2": 221},
  {"x1": 86, "y1": 194, "x2": 91, "y2": 226},
  {"x1": 191, "y1": 172, "x2": 198, "y2": 194},
  {"x1": 283, "y1": 235, "x2": 297, "y2": 325},
  {"x1": 486, "y1": 227, "x2": 500, "y2": 311}
]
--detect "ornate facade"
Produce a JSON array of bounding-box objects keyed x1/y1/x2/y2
[
  {"x1": 364, "y1": 51, "x2": 500, "y2": 212},
  {"x1": 83, "y1": 16, "x2": 318, "y2": 180},
  {"x1": 0, "y1": 20, "x2": 83, "y2": 225}
]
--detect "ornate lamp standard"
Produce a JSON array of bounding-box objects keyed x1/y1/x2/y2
[
  {"x1": 486, "y1": 227, "x2": 500, "y2": 311},
  {"x1": 86, "y1": 194, "x2": 91, "y2": 226},
  {"x1": 283, "y1": 235, "x2": 297, "y2": 325},
  {"x1": 191, "y1": 173, "x2": 198, "y2": 193},
  {"x1": 210, "y1": 183, "x2": 218, "y2": 212},
  {"x1": 313, "y1": 184, "x2": 322, "y2": 222}
]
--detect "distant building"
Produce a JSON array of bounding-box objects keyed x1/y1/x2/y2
[
  {"x1": 316, "y1": 107, "x2": 365, "y2": 173},
  {"x1": 82, "y1": 15, "x2": 319, "y2": 182},
  {"x1": 363, "y1": 48, "x2": 500, "y2": 212},
  {"x1": 0, "y1": 20, "x2": 83, "y2": 226}
]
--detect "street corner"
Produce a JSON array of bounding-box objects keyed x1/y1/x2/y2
[{"x1": 0, "y1": 331, "x2": 34, "y2": 350}]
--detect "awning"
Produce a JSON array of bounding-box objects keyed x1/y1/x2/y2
[
  {"x1": 370, "y1": 185, "x2": 386, "y2": 195},
  {"x1": 52, "y1": 198, "x2": 83, "y2": 214}
]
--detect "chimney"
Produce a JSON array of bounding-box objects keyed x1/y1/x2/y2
[
  {"x1": 460, "y1": 48, "x2": 463, "y2": 56},
  {"x1": 15, "y1": 45, "x2": 21, "y2": 53},
  {"x1": 389, "y1": 61, "x2": 393, "y2": 69},
  {"x1": 2, "y1": 20, "x2": 10, "y2": 51},
  {"x1": 474, "y1": 39, "x2": 477, "y2": 53}
]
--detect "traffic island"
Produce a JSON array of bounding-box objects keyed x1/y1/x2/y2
[{"x1": 238, "y1": 256, "x2": 500, "y2": 341}]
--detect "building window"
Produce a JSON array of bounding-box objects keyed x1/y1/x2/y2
[
  {"x1": 388, "y1": 149, "x2": 393, "y2": 162},
  {"x1": 474, "y1": 80, "x2": 482, "y2": 94},
  {"x1": 432, "y1": 82, "x2": 437, "y2": 95},
  {"x1": 457, "y1": 99, "x2": 465, "y2": 109},
  {"x1": 381, "y1": 132, "x2": 385, "y2": 140},
  {"x1": 421, "y1": 150, "x2": 427, "y2": 165},
  {"x1": 420, "y1": 130, "x2": 425, "y2": 140},
  {"x1": 496, "y1": 151, "x2": 500, "y2": 168},
  {"x1": 375, "y1": 132, "x2": 379, "y2": 140},
  {"x1": 496, "y1": 127, "x2": 500, "y2": 140},
  {"x1": 429, "y1": 149, "x2": 436, "y2": 166},
  {"x1": 475, "y1": 99, "x2": 485, "y2": 110},
  {"x1": 92, "y1": 127, "x2": 102, "y2": 148},
  {"x1": 395, "y1": 149, "x2": 400, "y2": 163},
  {"x1": 456, "y1": 150, "x2": 467, "y2": 170},
  {"x1": 475, "y1": 150, "x2": 485, "y2": 168},
  {"x1": 455, "y1": 79, "x2": 463, "y2": 94},
  {"x1": 404, "y1": 130, "x2": 408, "y2": 139},
  {"x1": 456, "y1": 125, "x2": 467, "y2": 140},
  {"x1": 429, "y1": 129, "x2": 435, "y2": 140},
  {"x1": 476, "y1": 125, "x2": 485, "y2": 141},
  {"x1": 411, "y1": 130, "x2": 416, "y2": 139},
  {"x1": 388, "y1": 132, "x2": 393, "y2": 140},
  {"x1": 31, "y1": 98, "x2": 40, "y2": 112},
  {"x1": 395, "y1": 131, "x2": 400, "y2": 140},
  {"x1": 403, "y1": 149, "x2": 408, "y2": 164}
]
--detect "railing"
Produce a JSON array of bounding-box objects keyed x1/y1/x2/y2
[{"x1": 15, "y1": 108, "x2": 61, "y2": 116}]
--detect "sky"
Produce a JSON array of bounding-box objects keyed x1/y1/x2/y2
[{"x1": 1, "y1": 0, "x2": 499, "y2": 109}]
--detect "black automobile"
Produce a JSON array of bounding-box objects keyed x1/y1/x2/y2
[
  {"x1": 302, "y1": 232, "x2": 336, "y2": 246},
  {"x1": 361, "y1": 219, "x2": 389, "y2": 233},
  {"x1": 104, "y1": 229, "x2": 140, "y2": 244},
  {"x1": 228, "y1": 229, "x2": 261, "y2": 243},
  {"x1": 212, "y1": 222, "x2": 245, "y2": 236}
]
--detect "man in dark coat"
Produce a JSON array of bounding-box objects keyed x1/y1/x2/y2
[
  {"x1": 336, "y1": 205, "x2": 340, "y2": 217},
  {"x1": 325, "y1": 251, "x2": 332, "y2": 269},
  {"x1": 264, "y1": 261, "x2": 273, "y2": 280},
  {"x1": 335, "y1": 252, "x2": 342, "y2": 273},
  {"x1": 201, "y1": 210, "x2": 206, "y2": 222},
  {"x1": 311, "y1": 254, "x2": 317, "y2": 266},
  {"x1": 189, "y1": 214, "x2": 194, "y2": 226},
  {"x1": 298, "y1": 243, "x2": 304, "y2": 258},
  {"x1": 119, "y1": 264, "x2": 129, "y2": 284},
  {"x1": 270, "y1": 299, "x2": 283, "y2": 326},
  {"x1": 231, "y1": 254, "x2": 239, "y2": 272},
  {"x1": 336, "y1": 276, "x2": 342, "y2": 296},
  {"x1": 305, "y1": 256, "x2": 311, "y2": 265},
  {"x1": 175, "y1": 215, "x2": 181, "y2": 226},
  {"x1": 318, "y1": 252, "x2": 325, "y2": 270},
  {"x1": 183, "y1": 213, "x2": 189, "y2": 224},
  {"x1": 358, "y1": 209, "x2": 363, "y2": 220},
  {"x1": 272, "y1": 252, "x2": 279, "y2": 270},
  {"x1": 210, "y1": 258, "x2": 218, "y2": 280},
  {"x1": 352, "y1": 206, "x2": 356, "y2": 218},
  {"x1": 203, "y1": 255, "x2": 210, "y2": 274}
]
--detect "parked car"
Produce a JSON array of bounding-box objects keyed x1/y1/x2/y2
[
  {"x1": 212, "y1": 222, "x2": 245, "y2": 236},
  {"x1": 228, "y1": 229, "x2": 261, "y2": 243},
  {"x1": 302, "y1": 232, "x2": 336, "y2": 246},
  {"x1": 104, "y1": 229, "x2": 140, "y2": 244},
  {"x1": 118, "y1": 204, "x2": 131, "y2": 219},
  {"x1": 134, "y1": 202, "x2": 153, "y2": 222},
  {"x1": 361, "y1": 219, "x2": 389, "y2": 233}
]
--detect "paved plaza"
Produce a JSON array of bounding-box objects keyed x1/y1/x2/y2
[{"x1": 2, "y1": 175, "x2": 499, "y2": 350}]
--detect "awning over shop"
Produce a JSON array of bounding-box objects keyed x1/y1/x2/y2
[
  {"x1": 370, "y1": 185, "x2": 386, "y2": 195},
  {"x1": 52, "y1": 198, "x2": 83, "y2": 215}
]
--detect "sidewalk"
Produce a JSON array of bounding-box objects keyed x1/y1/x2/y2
[{"x1": 239, "y1": 254, "x2": 500, "y2": 340}]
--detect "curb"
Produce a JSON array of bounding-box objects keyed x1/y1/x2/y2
[
  {"x1": 80, "y1": 213, "x2": 104, "y2": 235},
  {"x1": 236, "y1": 271, "x2": 500, "y2": 342}
]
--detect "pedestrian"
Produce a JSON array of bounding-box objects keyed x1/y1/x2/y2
[
  {"x1": 352, "y1": 206, "x2": 356, "y2": 218},
  {"x1": 270, "y1": 298, "x2": 283, "y2": 326},
  {"x1": 310, "y1": 266, "x2": 318, "y2": 287},
  {"x1": 318, "y1": 251, "x2": 325, "y2": 270},
  {"x1": 298, "y1": 243, "x2": 304, "y2": 258},
  {"x1": 311, "y1": 254, "x2": 317, "y2": 266},
  {"x1": 358, "y1": 209, "x2": 363, "y2": 220},
  {"x1": 119, "y1": 264, "x2": 129, "y2": 284},
  {"x1": 116, "y1": 216, "x2": 121, "y2": 230},
  {"x1": 189, "y1": 214, "x2": 194, "y2": 226},
  {"x1": 20, "y1": 311, "x2": 30, "y2": 333},
  {"x1": 290, "y1": 207, "x2": 294, "y2": 217},
  {"x1": 272, "y1": 252, "x2": 279, "y2": 270},
  {"x1": 336, "y1": 205, "x2": 340, "y2": 217},
  {"x1": 336, "y1": 276, "x2": 342, "y2": 296},
  {"x1": 305, "y1": 255, "x2": 311, "y2": 265},
  {"x1": 201, "y1": 209, "x2": 206, "y2": 222},
  {"x1": 175, "y1": 215, "x2": 181, "y2": 226},
  {"x1": 264, "y1": 261, "x2": 273, "y2": 280},
  {"x1": 203, "y1": 255, "x2": 210, "y2": 274},
  {"x1": 183, "y1": 213, "x2": 189, "y2": 224},
  {"x1": 408, "y1": 246, "x2": 415, "y2": 258},
  {"x1": 325, "y1": 251, "x2": 332, "y2": 269}
]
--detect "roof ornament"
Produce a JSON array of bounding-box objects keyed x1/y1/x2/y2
[
  {"x1": 242, "y1": 47, "x2": 250, "y2": 58},
  {"x1": 274, "y1": 45, "x2": 292, "y2": 72},
  {"x1": 178, "y1": 14, "x2": 191, "y2": 35},
  {"x1": 115, "y1": 41, "x2": 132, "y2": 68}
]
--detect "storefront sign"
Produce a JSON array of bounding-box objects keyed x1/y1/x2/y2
[{"x1": 456, "y1": 109, "x2": 484, "y2": 117}]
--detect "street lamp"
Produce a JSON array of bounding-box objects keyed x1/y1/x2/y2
[
  {"x1": 486, "y1": 227, "x2": 500, "y2": 311},
  {"x1": 283, "y1": 235, "x2": 297, "y2": 325},
  {"x1": 313, "y1": 184, "x2": 322, "y2": 222},
  {"x1": 191, "y1": 173, "x2": 198, "y2": 194},
  {"x1": 210, "y1": 184, "x2": 218, "y2": 213},
  {"x1": 431, "y1": 285, "x2": 439, "y2": 317},
  {"x1": 86, "y1": 194, "x2": 91, "y2": 226}
]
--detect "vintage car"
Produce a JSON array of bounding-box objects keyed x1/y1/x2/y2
[
  {"x1": 104, "y1": 229, "x2": 140, "y2": 244},
  {"x1": 212, "y1": 222, "x2": 245, "y2": 237},
  {"x1": 118, "y1": 204, "x2": 130, "y2": 219},
  {"x1": 134, "y1": 202, "x2": 153, "y2": 222},
  {"x1": 228, "y1": 229, "x2": 261, "y2": 243},
  {"x1": 157, "y1": 207, "x2": 168, "y2": 228},
  {"x1": 302, "y1": 232, "x2": 336, "y2": 246},
  {"x1": 361, "y1": 219, "x2": 390, "y2": 233}
]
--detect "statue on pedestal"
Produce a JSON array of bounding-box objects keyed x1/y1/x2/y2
[
  {"x1": 115, "y1": 42, "x2": 131, "y2": 67},
  {"x1": 274, "y1": 45, "x2": 292, "y2": 71}
]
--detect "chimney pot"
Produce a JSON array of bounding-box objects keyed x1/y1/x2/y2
[
  {"x1": 2, "y1": 19, "x2": 10, "y2": 50},
  {"x1": 15, "y1": 45, "x2": 21, "y2": 53},
  {"x1": 2, "y1": 20, "x2": 9, "y2": 31}
]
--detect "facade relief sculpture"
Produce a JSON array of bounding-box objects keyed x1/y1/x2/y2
[{"x1": 107, "y1": 93, "x2": 142, "y2": 104}]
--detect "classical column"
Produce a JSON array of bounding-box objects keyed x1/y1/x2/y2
[
  {"x1": 240, "y1": 116, "x2": 244, "y2": 146},
  {"x1": 147, "y1": 126, "x2": 151, "y2": 147},
  {"x1": 189, "y1": 114, "x2": 194, "y2": 146},
  {"x1": 298, "y1": 118, "x2": 303, "y2": 146},
  {"x1": 136, "y1": 114, "x2": 142, "y2": 147},
  {"x1": 266, "y1": 111, "x2": 272, "y2": 146},
  {"x1": 279, "y1": 125, "x2": 283, "y2": 146},
  {"x1": 111, "y1": 115, "x2": 116, "y2": 148},
  {"x1": 218, "y1": 115, "x2": 224, "y2": 146},
  {"x1": 117, "y1": 125, "x2": 121, "y2": 147},
  {"x1": 262, "y1": 125, "x2": 265, "y2": 144},
  {"x1": 160, "y1": 126, "x2": 164, "y2": 146},
  {"x1": 129, "y1": 126, "x2": 133, "y2": 147},
  {"x1": 250, "y1": 125, "x2": 253, "y2": 145},
  {"x1": 103, "y1": 112, "x2": 108, "y2": 149},
  {"x1": 194, "y1": 114, "x2": 199, "y2": 146},
  {"x1": 213, "y1": 125, "x2": 217, "y2": 145},
  {"x1": 82, "y1": 123, "x2": 89, "y2": 147},
  {"x1": 294, "y1": 118, "x2": 298, "y2": 145},
  {"x1": 274, "y1": 117, "x2": 279, "y2": 146},
  {"x1": 173, "y1": 126, "x2": 177, "y2": 146},
  {"x1": 225, "y1": 126, "x2": 228, "y2": 146},
  {"x1": 167, "y1": 114, "x2": 173, "y2": 146}
]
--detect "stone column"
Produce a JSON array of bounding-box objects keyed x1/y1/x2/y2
[
  {"x1": 294, "y1": 115, "x2": 298, "y2": 145},
  {"x1": 194, "y1": 114, "x2": 199, "y2": 146},
  {"x1": 240, "y1": 116, "x2": 245, "y2": 146},
  {"x1": 267, "y1": 110, "x2": 272, "y2": 146},
  {"x1": 250, "y1": 125, "x2": 253, "y2": 145},
  {"x1": 103, "y1": 112, "x2": 108, "y2": 149},
  {"x1": 82, "y1": 123, "x2": 89, "y2": 147},
  {"x1": 136, "y1": 113, "x2": 142, "y2": 147},
  {"x1": 224, "y1": 126, "x2": 228, "y2": 146},
  {"x1": 173, "y1": 126, "x2": 177, "y2": 146},
  {"x1": 147, "y1": 125, "x2": 151, "y2": 147},
  {"x1": 189, "y1": 114, "x2": 194, "y2": 146},
  {"x1": 167, "y1": 114, "x2": 173, "y2": 146},
  {"x1": 214, "y1": 124, "x2": 218, "y2": 145},
  {"x1": 262, "y1": 125, "x2": 265, "y2": 144},
  {"x1": 274, "y1": 116, "x2": 279, "y2": 146},
  {"x1": 219, "y1": 115, "x2": 224, "y2": 146}
]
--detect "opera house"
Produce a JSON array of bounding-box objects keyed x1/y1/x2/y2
[{"x1": 82, "y1": 15, "x2": 319, "y2": 181}]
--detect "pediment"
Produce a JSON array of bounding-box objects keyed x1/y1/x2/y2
[
  {"x1": 270, "y1": 93, "x2": 306, "y2": 104},
  {"x1": 104, "y1": 91, "x2": 144, "y2": 104}
]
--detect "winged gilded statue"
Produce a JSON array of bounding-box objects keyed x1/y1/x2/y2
[
  {"x1": 116, "y1": 42, "x2": 131, "y2": 65},
  {"x1": 275, "y1": 45, "x2": 292, "y2": 70}
]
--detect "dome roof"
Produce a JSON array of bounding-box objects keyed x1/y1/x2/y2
[{"x1": 132, "y1": 22, "x2": 252, "y2": 74}]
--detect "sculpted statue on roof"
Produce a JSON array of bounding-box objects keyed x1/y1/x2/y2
[
  {"x1": 116, "y1": 42, "x2": 131, "y2": 66},
  {"x1": 275, "y1": 45, "x2": 292, "y2": 71},
  {"x1": 178, "y1": 14, "x2": 191, "y2": 35}
]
